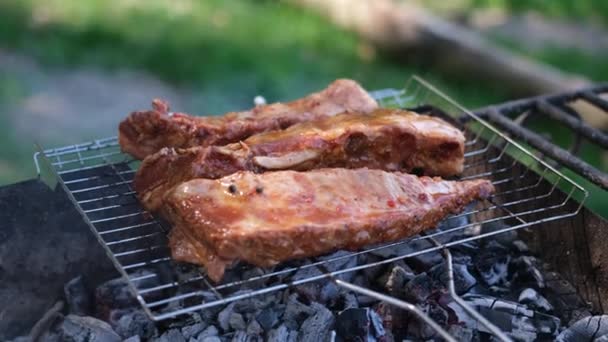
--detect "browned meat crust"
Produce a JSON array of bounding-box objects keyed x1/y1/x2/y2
[
  {"x1": 118, "y1": 79, "x2": 378, "y2": 159},
  {"x1": 162, "y1": 168, "x2": 494, "y2": 282},
  {"x1": 134, "y1": 109, "x2": 465, "y2": 212}
]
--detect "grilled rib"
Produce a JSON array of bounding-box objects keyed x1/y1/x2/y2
[
  {"x1": 119, "y1": 79, "x2": 378, "y2": 159},
  {"x1": 134, "y1": 109, "x2": 465, "y2": 212},
  {"x1": 163, "y1": 168, "x2": 494, "y2": 282}
]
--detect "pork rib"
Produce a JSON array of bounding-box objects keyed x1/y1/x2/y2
[
  {"x1": 163, "y1": 168, "x2": 494, "y2": 282},
  {"x1": 119, "y1": 79, "x2": 378, "y2": 159},
  {"x1": 134, "y1": 109, "x2": 465, "y2": 212}
]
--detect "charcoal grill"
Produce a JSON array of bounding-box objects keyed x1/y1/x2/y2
[{"x1": 34, "y1": 76, "x2": 604, "y2": 341}]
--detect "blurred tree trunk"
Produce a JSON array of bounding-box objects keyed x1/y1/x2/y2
[{"x1": 294, "y1": 0, "x2": 590, "y2": 96}]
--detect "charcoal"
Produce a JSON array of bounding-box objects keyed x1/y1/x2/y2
[
  {"x1": 64, "y1": 275, "x2": 92, "y2": 316},
  {"x1": 596, "y1": 334, "x2": 608, "y2": 342},
  {"x1": 256, "y1": 307, "x2": 279, "y2": 331},
  {"x1": 512, "y1": 240, "x2": 530, "y2": 253},
  {"x1": 229, "y1": 313, "x2": 247, "y2": 331},
  {"x1": 195, "y1": 325, "x2": 219, "y2": 340},
  {"x1": 267, "y1": 324, "x2": 289, "y2": 342},
  {"x1": 197, "y1": 337, "x2": 221, "y2": 342},
  {"x1": 382, "y1": 265, "x2": 414, "y2": 298},
  {"x1": 447, "y1": 325, "x2": 476, "y2": 342},
  {"x1": 481, "y1": 220, "x2": 517, "y2": 245},
  {"x1": 154, "y1": 329, "x2": 185, "y2": 342},
  {"x1": 298, "y1": 303, "x2": 335, "y2": 342},
  {"x1": 283, "y1": 294, "x2": 315, "y2": 328},
  {"x1": 335, "y1": 308, "x2": 386, "y2": 341},
  {"x1": 58, "y1": 314, "x2": 121, "y2": 342},
  {"x1": 340, "y1": 291, "x2": 359, "y2": 309},
  {"x1": 123, "y1": 336, "x2": 141, "y2": 342},
  {"x1": 429, "y1": 262, "x2": 476, "y2": 295},
  {"x1": 240, "y1": 268, "x2": 266, "y2": 288},
  {"x1": 510, "y1": 256, "x2": 545, "y2": 289},
  {"x1": 95, "y1": 277, "x2": 138, "y2": 319},
  {"x1": 518, "y1": 288, "x2": 553, "y2": 313},
  {"x1": 458, "y1": 294, "x2": 560, "y2": 341},
  {"x1": 474, "y1": 241, "x2": 510, "y2": 286},
  {"x1": 181, "y1": 322, "x2": 208, "y2": 340},
  {"x1": 109, "y1": 308, "x2": 157, "y2": 339},
  {"x1": 231, "y1": 331, "x2": 258, "y2": 342},
  {"x1": 555, "y1": 315, "x2": 608, "y2": 342},
  {"x1": 233, "y1": 292, "x2": 276, "y2": 314},
  {"x1": 320, "y1": 282, "x2": 340, "y2": 304},
  {"x1": 218, "y1": 303, "x2": 236, "y2": 331},
  {"x1": 319, "y1": 251, "x2": 359, "y2": 273},
  {"x1": 403, "y1": 273, "x2": 435, "y2": 303},
  {"x1": 246, "y1": 319, "x2": 263, "y2": 336}
]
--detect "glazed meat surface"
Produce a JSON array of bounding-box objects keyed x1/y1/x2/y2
[
  {"x1": 163, "y1": 169, "x2": 494, "y2": 282},
  {"x1": 119, "y1": 79, "x2": 378, "y2": 159},
  {"x1": 134, "y1": 109, "x2": 465, "y2": 212}
]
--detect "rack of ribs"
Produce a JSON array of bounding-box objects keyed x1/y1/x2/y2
[
  {"x1": 119, "y1": 79, "x2": 378, "y2": 159},
  {"x1": 134, "y1": 109, "x2": 465, "y2": 212},
  {"x1": 163, "y1": 168, "x2": 495, "y2": 282}
]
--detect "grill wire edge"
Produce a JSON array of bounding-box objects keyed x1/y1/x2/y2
[{"x1": 32, "y1": 75, "x2": 589, "y2": 341}]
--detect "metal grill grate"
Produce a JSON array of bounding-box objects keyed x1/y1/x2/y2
[{"x1": 34, "y1": 77, "x2": 587, "y2": 339}]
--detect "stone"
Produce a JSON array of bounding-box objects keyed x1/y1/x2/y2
[
  {"x1": 181, "y1": 322, "x2": 207, "y2": 340},
  {"x1": 298, "y1": 303, "x2": 335, "y2": 342},
  {"x1": 556, "y1": 315, "x2": 608, "y2": 342},
  {"x1": 153, "y1": 329, "x2": 185, "y2": 342},
  {"x1": 229, "y1": 313, "x2": 247, "y2": 331},
  {"x1": 255, "y1": 307, "x2": 278, "y2": 331},
  {"x1": 64, "y1": 276, "x2": 92, "y2": 316},
  {"x1": 518, "y1": 288, "x2": 553, "y2": 312},
  {"x1": 58, "y1": 314, "x2": 121, "y2": 342}
]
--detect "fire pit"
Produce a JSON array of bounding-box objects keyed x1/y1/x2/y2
[{"x1": 6, "y1": 76, "x2": 606, "y2": 341}]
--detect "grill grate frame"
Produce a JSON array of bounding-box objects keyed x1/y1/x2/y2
[{"x1": 34, "y1": 76, "x2": 587, "y2": 327}]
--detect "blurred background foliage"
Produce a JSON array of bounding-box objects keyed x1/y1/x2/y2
[{"x1": 0, "y1": 0, "x2": 605, "y2": 213}]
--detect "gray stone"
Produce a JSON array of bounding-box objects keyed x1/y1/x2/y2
[
  {"x1": 229, "y1": 313, "x2": 247, "y2": 331},
  {"x1": 64, "y1": 276, "x2": 92, "y2": 315},
  {"x1": 154, "y1": 329, "x2": 185, "y2": 342},
  {"x1": 181, "y1": 322, "x2": 207, "y2": 339},
  {"x1": 59, "y1": 314, "x2": 121, "y2": 342},
  {"x1": 110, "y1": 308, "x2": 157, "y2": 339},
  {"x1": 298, "y1": 303, "x2": 334, "y2": 342}
]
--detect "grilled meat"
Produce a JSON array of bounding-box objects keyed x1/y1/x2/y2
[
  {"x1": 119, "y1": 79, "x2": 378, "y2": 159},
  {"x1": 134, "y1": 109, "x2": 465, "y2": 212},
  {"x1": 163, "y1": 168, "x2": 494, "y2": 282}
]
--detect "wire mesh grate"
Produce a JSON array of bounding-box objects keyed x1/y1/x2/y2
[{"x1": 34, "y1": 77, "x2": 587, "y2": 331}]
